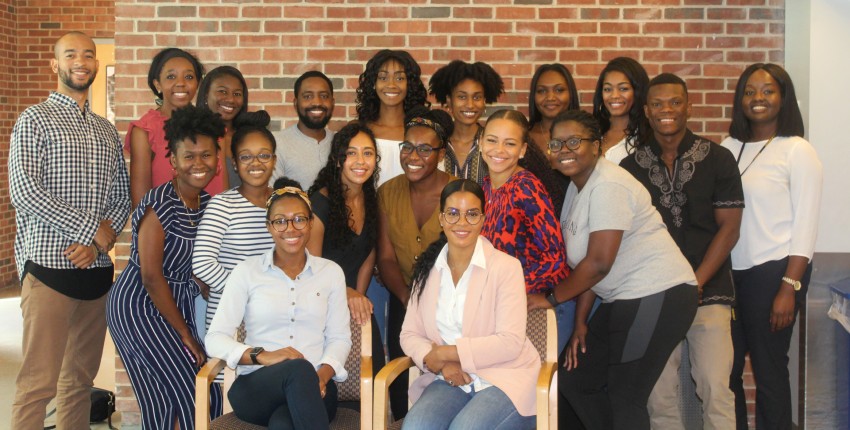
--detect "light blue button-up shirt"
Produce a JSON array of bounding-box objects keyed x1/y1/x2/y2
[{"x1": 206, "y1": 248, "x2": 351, "y2": 381}]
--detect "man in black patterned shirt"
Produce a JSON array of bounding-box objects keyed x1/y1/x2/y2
[
  {"x1": 621, "y1": 73, "x2": 744, "y2": 430},
  {"x1": 9, "y1": 31, "x2": 130, "y2": 429}
]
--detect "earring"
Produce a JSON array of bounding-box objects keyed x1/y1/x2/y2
[{"x1": 546, "y1": 149, "x2": 551, "y2": 156}]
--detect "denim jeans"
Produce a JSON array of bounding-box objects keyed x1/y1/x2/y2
[
  {"x1": 555, "y1": 299, "x2": 577, "y2": 354},
  {"x1": 402, "y1": 380, "x2": 536, "y2": 430}
]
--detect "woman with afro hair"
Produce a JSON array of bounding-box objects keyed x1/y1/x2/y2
[{"x1": 429, "y1": 60, "x2": 504, "y2": 185}]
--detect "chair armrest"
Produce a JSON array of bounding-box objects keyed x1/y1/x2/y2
[
  {"x1": 373, "y1": 356, "x2": 415, "y2": 430},
  {"x1": 195, "y1": 358, "x2": 227, "y2": 430},
  {"x1": 361, "y1": 356, "x2": 373, "y2": 430},
  {"x1": 536, "y1": 360, "x2": 557, "y2": 430}
]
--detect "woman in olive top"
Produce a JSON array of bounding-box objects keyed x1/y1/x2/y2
[{"x1": 377, "y1": 106, "x2": 455, "y2": 420}]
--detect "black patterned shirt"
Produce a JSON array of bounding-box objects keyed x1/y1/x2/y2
[
  {"x1": 620, "y1": 130, "x2": 744, "y2": 306},
  {"x1": 10, "y1": 92, "x2": 131, "y2": 284}
]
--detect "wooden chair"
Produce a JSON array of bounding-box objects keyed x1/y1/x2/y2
[
  {"x1": 373, "y1": 308, "x2": 558, "y2": 429},
  {"x1": 195, "y1": 317, "x2": 373, "y2": 430}
]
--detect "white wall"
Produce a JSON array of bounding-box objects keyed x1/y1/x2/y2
[{"x1": 787, "y1": 0, "x2": 850, "y2": 253}]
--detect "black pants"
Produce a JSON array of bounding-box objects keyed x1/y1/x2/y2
[
  {"x1": 229, "y1": 358, "x2": 337, "y2": 430},
  {"x1": 560, "y1": 283, "x2": 697, "y2": 430},
  {"x1": 387, "y1": 293, "x2": 408, "y2": 420},
  {"x1": 730, "y1": 257, "x2": 811, "y2": 430}
]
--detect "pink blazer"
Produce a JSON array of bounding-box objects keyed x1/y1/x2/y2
[{"x1": 400, "y1": 238, "x2": 540, "y2": 417}]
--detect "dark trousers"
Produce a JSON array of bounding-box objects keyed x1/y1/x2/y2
[
  {"x1": 560, "y1": 283, "x2": 697, "y2": 430},
  {"x1": 229, "y1": 358, "x2": 337, "y2": 430},
  {"x1": 730, "y1": 257, "x2": 811, "y2": 430},
  {"x1": 370, "y1": 313, "x2": 387, "y2": 377},
  {"x1": 387, "y1": 293, "x2": 408, "y2": 420}
]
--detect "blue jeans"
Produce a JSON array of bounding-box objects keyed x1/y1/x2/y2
[
  {"x1": 555, "y1": 299, "x2": 577, "y2": 354},
  {"x1": 402, "y1": 380, "x2": 536, "y2": 430},
  {"x1": 366, "y1": 276, "x2": 389, "y2": 347}
]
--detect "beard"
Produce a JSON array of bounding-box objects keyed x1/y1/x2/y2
[
  {"x1": 297, "y1": 106, "x2": 331, "y2": 130},
  {"x1": 59, "y1": 67, "x2": 96, "y2": 92}
]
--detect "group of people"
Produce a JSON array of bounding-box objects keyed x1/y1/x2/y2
[{"x1": 10, "y1": 30, "x2": 821, "y2": 430}]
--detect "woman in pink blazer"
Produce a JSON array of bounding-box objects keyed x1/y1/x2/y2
[{"x1": 399, "y1": 179, "x2": 540, "y2": 430}]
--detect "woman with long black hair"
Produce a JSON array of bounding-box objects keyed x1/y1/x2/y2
[{"x1": 721, "y1": 63, "x2": 822, "y2": 430}]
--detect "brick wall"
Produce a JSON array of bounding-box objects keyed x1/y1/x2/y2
[
  {"x1": 0, "y1": 1, "x2": 115, "y2": 289},
  {"x1": 113, "y1": 0, "x2": 783, "y2": 427},
  {"x1": 0, "y1": 2, "x2": 16, "y2": 288}
]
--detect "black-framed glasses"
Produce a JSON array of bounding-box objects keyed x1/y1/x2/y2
[
  {"x1": 441, "y1": 208, "x2": 483, "y2": 225},
  {"x1": 399, "y1": 141, "x2": 441, "y2": 158},
  {"x1": 548, "y1": 137, "x2": 595, "y2": 153},
  {"x1": 268, "y1": 216, "x2": 310, "y2": 231},
  {"x1": 238, "y1": 152, "x2": 274, "y2": 164}
]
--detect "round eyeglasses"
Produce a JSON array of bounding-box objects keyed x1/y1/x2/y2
[
  {"x1": 238, "y1": 152, "x2": 274, "y2": 164},
  {"x1": 441, "y1": 209, "x2": 483, "y2": 225},
  {"x1": 268, "y1": 216, "x2": 310, "y2": 231},
  {"x1": 548, "y1": 137, "x2": 595, "y2": 153}
]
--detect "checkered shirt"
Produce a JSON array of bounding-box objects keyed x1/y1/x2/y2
[{"x1": 9, "y1": 91, "x2": 131, "y2": 278}]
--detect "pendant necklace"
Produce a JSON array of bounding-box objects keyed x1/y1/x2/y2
[
  {"x1": 736, "y1": 134, "x2": 776, "y2": 176},
  {"x1": 173, "y1": 180, "x2": 200, "y2": 226}
]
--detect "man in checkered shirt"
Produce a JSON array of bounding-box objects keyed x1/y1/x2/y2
[{"x1": 9, "y1": 31, "x2": 130, "y2": 429}]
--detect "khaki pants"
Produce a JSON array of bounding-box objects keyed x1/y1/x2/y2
[
  {"x1": 648, "y1": 304, "x2": 736, "y2": 430},
  {"x1": 12, "y1": 274, "x2": 108, "y2": 430}
]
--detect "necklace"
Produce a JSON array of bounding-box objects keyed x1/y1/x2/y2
[
  {"x1": 173, "y1": 180, "x2": 200, "y2": 226},
  {"x1": 736, "y1": 134, "x2": 775, "y2": 176}
]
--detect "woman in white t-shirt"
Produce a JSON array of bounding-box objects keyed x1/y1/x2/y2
[
  {"x1": 355, "y1": 49, "x2": 430, "y2": 186},
  {"x1": 529, "y1": 109, "x2": 698, "y2": 430},
  {"x1": 591, "y1": 57, "x2": 651, "y2": 165},
  {"x1": 721, "y1": 63, "x2": 822, "y2": 430}
]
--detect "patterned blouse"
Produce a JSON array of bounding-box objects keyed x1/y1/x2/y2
[
  {"x1": 481, "y1": 169, "x2": 569, "y2": 294},
  {"x1": 443, "y1": 126, "x2": 488, "y2": 186}
]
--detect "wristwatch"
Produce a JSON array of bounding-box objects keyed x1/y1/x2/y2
[
  {"x1": 249, "y1": 347, "x2": 264, "y2": 365},
  {"x1": 782, "y1": 276, "x2": 802, "y2": 291},
  {"x1": 545, "y1": 289, "x2": 560, "y2": 307}
]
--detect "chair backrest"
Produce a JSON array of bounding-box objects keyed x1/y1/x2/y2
[
  {"x1": 526, "y1": 308, "x2": 557, "y2": 363},
  {"x1": 337, "y1": 317, "x2": 370, "y2": 402}
]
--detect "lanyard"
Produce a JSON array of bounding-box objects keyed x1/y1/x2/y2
[{"x1": 736, "y1": 135, "x2": 775, "y2": 176}]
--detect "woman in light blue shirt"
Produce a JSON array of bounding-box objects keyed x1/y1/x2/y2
[{"x1": 205, "y1": 184, "x2": 351, "y2": 429}]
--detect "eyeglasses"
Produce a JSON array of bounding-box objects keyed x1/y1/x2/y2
[
  {"x1": 548, "y1": 137, "x2": 595, "y2": 153},
  {"x1": 441, "y1": 209, "x2": 483, "y2": 225},
  {"x1": 237, "y1": 152, "x2": 274, "y2": 164},
  {"x1": 399, "y1": 142, "x2": 441, "y2": 159},
  {"x1": 268, "y1": 216, "x2": 310, "y2": 231}
]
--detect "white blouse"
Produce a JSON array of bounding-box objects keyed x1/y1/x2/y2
[
  {"x1": 720, "y1": 135, "x2": 822, "y2": 270},
  {"x1": 433, "y1": 237, "x2": 492, "y2": 392}
]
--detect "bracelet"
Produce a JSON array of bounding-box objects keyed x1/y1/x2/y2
[{"x1": 545, "y1": 289, "x2": 560, "y2": 307}]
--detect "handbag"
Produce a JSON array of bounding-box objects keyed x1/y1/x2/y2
[{"x1": 43, "y1": 387, "x2": 115, "y2": 429}]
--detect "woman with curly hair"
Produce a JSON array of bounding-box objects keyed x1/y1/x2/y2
[
  {"x1": 400, "y1": 179, "x2": 539, "y2": 430},
  {"x1": 107, "y1": 105, "x2": 225, "y2": 429},
  {"x1": 428, "y1": 60, "x2": 504, "y2": 185},
  {"x1": 197, "y1": 65, "x2": 249, "y2": 189},
  {"x1": 592, "y1": 57, "x2": 651, "y2": 165},
  {"x1": 126, "y1": 48, "x2": 225, "y2": 206},
  {"x1": 356, "y1": 49, "x2": 430, "y2": 186},
  {"x1": 307, "y1": 122, "x2": 385, "y2": 375},
  {"x1": 527, "y1": 64, "x2": 581, "y2": 158},
  {"x1": 377, "y1": 106, "x2": 455, "y2": 420}
]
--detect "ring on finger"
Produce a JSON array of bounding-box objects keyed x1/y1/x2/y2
[{"x1": 448, "y1": 380, "x2": 454, "y2": 386}]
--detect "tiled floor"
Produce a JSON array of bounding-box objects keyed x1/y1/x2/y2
[{"x1": 0, "y1": 285, "x2": 121, "y2": 429}]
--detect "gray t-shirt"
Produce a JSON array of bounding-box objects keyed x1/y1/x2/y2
[
  {"x1": 270, "y1": 124, "x2": 334, "y2": 190},
  {"x1": 561, "y1": 158, "x2": 696, "y2": 302}
]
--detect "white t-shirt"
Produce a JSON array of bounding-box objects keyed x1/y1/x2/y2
[
  {"x1": 604, "y1": 137, "x2": 632, "y2": 165},
  {"x1": 376, "y1": 138, "x2": 404, "y2": 186},
  {"x1": 720, "y1": 135, "x2": 822, "y2": 270},
  {"x1": 561, "y1": 158, "x2": 696, "y2": 302}
]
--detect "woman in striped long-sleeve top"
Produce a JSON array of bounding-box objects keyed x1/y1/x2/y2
[{"x1": 193, "y1": 112, "x2": 276, "y2": 331}]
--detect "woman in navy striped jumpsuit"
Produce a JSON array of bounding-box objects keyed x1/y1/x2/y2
[{"x1": 107, "y1": 105, "x2": 224, "y2": 429}]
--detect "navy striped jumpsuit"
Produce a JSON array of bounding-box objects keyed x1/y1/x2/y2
[{"x1": 107, "y1": 182, "x2": 222, "y2": 429}]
